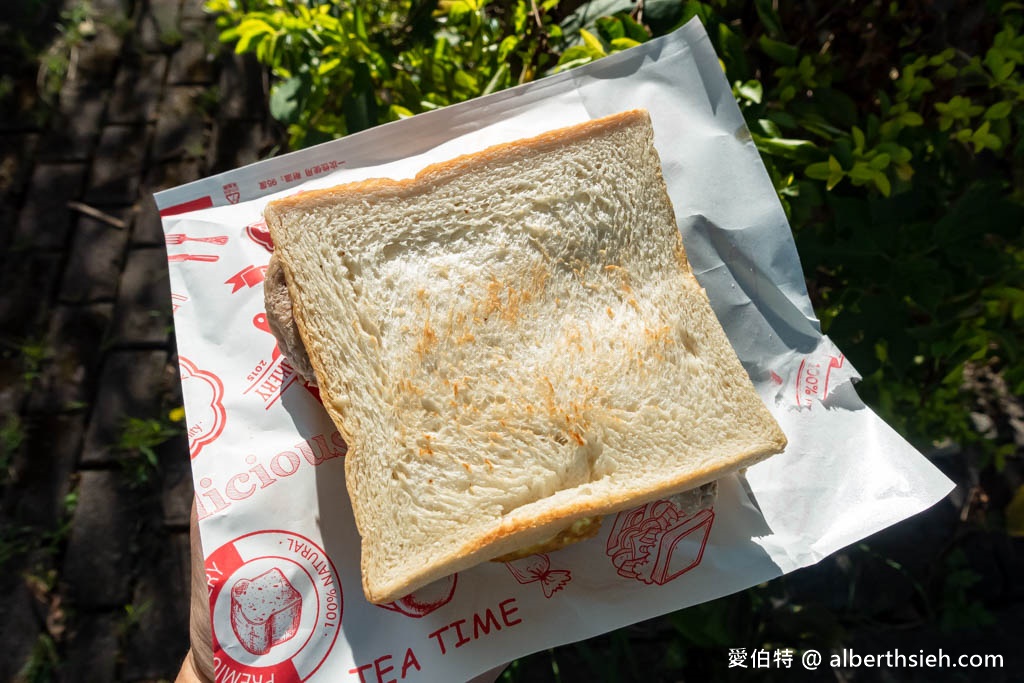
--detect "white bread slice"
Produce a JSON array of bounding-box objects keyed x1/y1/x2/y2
[{"x1": 264, "y1": 110, "x2": 787, "y2": 604}]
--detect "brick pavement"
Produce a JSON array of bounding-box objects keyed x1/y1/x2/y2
[{"x1": 0, "y1": 0, "x2": 276, "y2": 678}]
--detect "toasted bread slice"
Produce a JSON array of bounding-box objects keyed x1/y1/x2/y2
[{"x1": 264, "y1": 110, "x2": 787, "y2": 603}]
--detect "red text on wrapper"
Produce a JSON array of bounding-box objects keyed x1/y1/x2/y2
[
  {"x1": 195, "y1": 430, "x2": 346, "y2": 521},
  {"x1": 795, "y1": 354, "x2": 846, "y2": 408},
  {"x1": 348, "y1": 597, "x2": 523, "y2": 682},
  {"x1": 207, "y1": 530, "x2": 342, "y2": 683}
]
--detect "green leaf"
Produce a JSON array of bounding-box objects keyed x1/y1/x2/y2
[
  {"x1": 849, "y1": 162, "x2": 876, "y2": 182},
  {"x1": 898, "y1": 111, "x2": 924, "y2": 126},
  {"x1": 869, "y1": 153, "x2": 890, "y2": 170},
  {"x1": 735, "y1": 79, "x2": 763, "y2": 104},
  {"x1": 269, "y1": 76, "x2": 303, "y2": 124},
  {"x1": 717, "y1": 23, "x2": 750, "y2": 79},
  {"x1": 984, "y1": 100, "x2": 1013, "y2": 120},
  {"x1": 619, "y1": 14, "x2": 649, "y2": 43},
  {"x1": 759, "y1": 36, "x2": 798, "y2": 66},
  {"x1": 805, "y1": 161, "x2": 832, "y2": 180},
  {"x1": 596, "y1": 16, "x2": 625, "y2": 42},
  {"x1": 609, "y1": 37, "x2": 642, "y2": 52},
  {"x1": 556, "y1": 45, "x2": 594, "y2": 67},
  {"x1": 851, "y1": 126, "x2": 865, "y2": 152},
  {"x1": 580, "y1": 28, "x2": 607, "y2": 57},
  {"x1": 754, "y1": 0, "x2": 785, "y2": 38},
  {"x1": 873, "y1": 171, "x2": 892, "y2": 196}
]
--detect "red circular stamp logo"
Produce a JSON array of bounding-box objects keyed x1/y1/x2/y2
[{"x1": 207, "y1": 530, "x2": 342, "y2": 682}]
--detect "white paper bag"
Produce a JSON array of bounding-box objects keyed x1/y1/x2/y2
[{"x1": 156, "y1": 18, "x2": 953, "y2": 682}]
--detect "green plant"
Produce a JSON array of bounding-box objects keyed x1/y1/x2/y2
[
  {"x1": 0, "y1": 413, "x2": 25, "y2": 482},
  {"x1": 36, "y1": 1, "x2": 98, "y2": 102},
  {"x1": 937, "y1": 548, "x2": 995, "y2": 631},
  {"x1": 16, "y1": 633, "x2": 59, "y2": 683},
  {"x1": 115, "y1": 416, "x2": 179, "y2": 486},
  {"x1": 117, "y1": 600, "x2": 152, "y2": 637},
  {"x1": 205, "y1": 0, "x2": 571, "y2": 148}
]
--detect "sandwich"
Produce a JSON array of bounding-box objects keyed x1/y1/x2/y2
[{"x1": 263, "y1": 109, "x2": 787, "y2": 604}]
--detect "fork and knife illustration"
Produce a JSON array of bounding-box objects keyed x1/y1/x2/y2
[{"x1": 166, "y1": 234, "x2": 229, "y2": 263}]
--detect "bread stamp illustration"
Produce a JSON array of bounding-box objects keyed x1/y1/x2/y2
[
  {"x1": 207, "y1": 530, "x2": 342, "y2": 682},
  {"x1": 379, "y1": 574, "x2": 458, "y2": 617},
  {"x1": 178, "y1": 357, "x2": 226, "y2": 459},
  {"x1": 504, "y1": 554, "x2": 571, "y2": 598},
  {"x1": 231, "y1": 568, "x2": 302, "y2": 655},
  {"x1": 606, "y1": 501, "x2": 714, "y2": 585}
]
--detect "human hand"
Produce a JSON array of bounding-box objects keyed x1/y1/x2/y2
[{"x1": 176, "y1": 501, "x2": 214, "y2": 683}]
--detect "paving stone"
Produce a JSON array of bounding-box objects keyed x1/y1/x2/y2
[
  {"x1": 81, "y1": 349, "x2": 169, "y2": 464},
  {"x1": 138, "y1": 0, "x2": 185, "y2": 53},
  {"x1": 0, "y1": 577, "x2": 46, "y2": 683},
  {"x1": 70, "y1": 23, "x2": 123, "y2": 89},
  {"x1": 160, "y1": 431, "x2": 194, "y2": 527},
  {"x1": 108, "y1": 52, "x2": 168, "y2": 124},
  {"x1": 38, "y1": 86, "x2": 107, "y2": 162},
  {"x1": 14, "y1": 162, "x2": 87, "y2": 250},
  {"x1": 217, "y1": 52, "x2": 267, "y2": 121},
  {"x1": 0, "y1": 250, "x2": 62, "y2": 335},
  {"x1": 59, "y1": 214, "x2": 129, "y2": 303},
  {"x1": 58, "y1": 610, "x2": 120, "y2": 683},
  {"x1": 25, "y1": 304, "x2": 113, "y2": 413},
  {"x1": 168, "y1": 20, "x2": 218, "y2": 85},
  {"x1": 9, "y1": 413, "x2": 85, "y2": 529},
  {"x1": 62, "y1": 470, "x2": 136, "y2": 608},
  {"x1": 181, "y1": 0, "x2": 213, "y2": 22},
  {"x1": 0, "y1": 356, "x2": 24, "y2": 419},
  {"x1": 84, "y1": 124, "x2": 149, "y2": 205},
  {"x1": 145, "y1": 157, "x2": 204, "y2": 195},
  {"x1": 209, "y1": 118, "x2": 276, "y2": 174},
  {"x1": 153, "y1": 86, "x2": 210, "y2": 162},
  {"x1": 130, "y1": 191, "x2": 168, "y2": 245},
  {"x1": 0, "y1": 132, "x2": 39, "y2": 198},
  {"x1": 110, "y1": 246, "x2": 173, "y2": 345},
  {"x1": 121, "y1": 531, "x2": 191, "y2": 680}
]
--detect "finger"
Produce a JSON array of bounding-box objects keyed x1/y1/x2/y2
[{"x1": 189, "y1": 498, "x2": 215, "y2": 681}]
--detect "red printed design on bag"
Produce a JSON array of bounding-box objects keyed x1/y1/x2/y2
[
  {"x1": 504, "y1": 554, "x2": 571, "y2": 598},
  {"x1": 795, "y1": 354, "x2": 846, "y2": 407},
  {"x1": 207, "y1": 530, "x2": 341, "y2": 682},
  {"x1": 224, "y1": 182, "x2": 241, "y2": 204},
  {"x1": 226, "y1": 265, "x2": 269, "y2": 293},
  {"x1": 168, "y1": 253, "x2": 219, "y2": 263},
  {"x1": 166, "y1": 233, "x2": 229, "y2": 247},
  {"x1": 606, "y1": 502, "x2": 714, "y2": 585},
  {"x1": 170, "y1": 292, "x2": 188, "y2": 312},
  {"x1": 379, "y1": 574, "x2": 458, "y2": 618},
  {"x1": 252, "y1": 311, "x2": 323, "y2": 404},
  {"x1": 231, "y1": 568, "x2": 302, "y2": 655},
  {"x1": 179, "y1": 357, "x2": 226, "y2": 459},
  {"x1": 247, "y1": 313, "x2": 300, "y2": 409},
  {"x1": 246, "y1": 218, "x2": 274, "y2": 252}
]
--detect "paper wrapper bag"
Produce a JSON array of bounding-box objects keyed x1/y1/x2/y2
[{"x1": 155, "y1": 18, "x2": 954, "y2": 683}]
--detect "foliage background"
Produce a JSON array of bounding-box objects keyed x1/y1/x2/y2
[{"x1": 202, "y1": 0, "x2": 1024, "y2": 680}]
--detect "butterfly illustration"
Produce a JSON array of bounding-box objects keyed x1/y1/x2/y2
[{"x1": 504, "y1": 554, "x2": 571, "y2": 598}]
